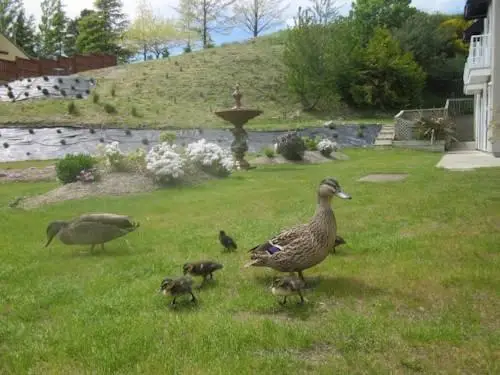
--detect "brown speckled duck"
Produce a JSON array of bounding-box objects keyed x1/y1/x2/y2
[{"x1": 244, "y1": 177, "x2": 351, "y2": 281}]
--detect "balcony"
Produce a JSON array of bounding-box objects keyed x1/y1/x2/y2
[{"x1": 463, "y1": 34, "x2": 491, "y2": 93}]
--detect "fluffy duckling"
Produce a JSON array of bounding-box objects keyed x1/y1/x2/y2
[
  {"x1": 219, "y1": 230, "x2": 237, "y2": 252},
  {"x1": 158, "y1": 276, "x2": 197, "y2": 306},
  {"x1": 331, "y1": 235, "x2": 347, "y2": 254},
  {"x1": 271, "y1": 275, "x2": 306, "y2": 305},
  {"x1": 183, "y1": 261, "x2": 224, "y2": 286}
]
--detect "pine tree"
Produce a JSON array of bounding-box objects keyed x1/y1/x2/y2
[
  {"x1": 92, "y1": 0, "x2": 132, "y2": 61},
  {"x1": 12, "y1": 8, "x2": 37, "y2": 56}
]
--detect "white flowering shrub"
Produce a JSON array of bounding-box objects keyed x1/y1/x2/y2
[
  {"x1": 96, "y1": 141, "x2": 128, "y2": 171},
  {"x1": 186, "y1": 139, "x2": 234, "y2": 177},
  {"x1": 317, "y1": 138, "x2": 338, "y2": 157},
  {"x1": 146, "y1": 143, "x2": 185, "y2": 184}
]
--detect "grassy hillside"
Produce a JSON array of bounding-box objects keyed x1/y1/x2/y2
[{"x1": 0, "y1": 34, "x2": 392, "y2": 130}]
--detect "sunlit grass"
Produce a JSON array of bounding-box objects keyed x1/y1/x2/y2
[{"x1": 1, "y1": 149, "x2": 499, "y2": 374}]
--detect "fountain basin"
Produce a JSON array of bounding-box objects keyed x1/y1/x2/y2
[{"x1": 214, "y1": 109, "x2": 263, "y2": 127}]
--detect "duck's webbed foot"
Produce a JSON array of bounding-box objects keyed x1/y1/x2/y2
[
  {"x1": 190, "y1": 292, "x2": 197, "y2": 303},
  {"x1": 298, "y1": 292, "x2": 305, "y2": 305}
]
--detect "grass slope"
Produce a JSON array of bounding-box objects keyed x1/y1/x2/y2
[
  {"x1": 1, "y1": 149, "x2": 499, "y2": 374},
  {"x1": 0, "y1": 34, "x2": 392, "y2": 129}
]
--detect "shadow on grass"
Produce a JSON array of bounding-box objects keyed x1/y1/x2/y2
[
  {"x1": 251, "y1": 274, "x2": 383, "y2": 299},
  {"x1": 252, "y1": 165, "x2": 307, "y2": 173},
  {"x1": 155, "y1": 296, "x2": 201, "y2": 313},
  {"x1": 62, "y1": 246, "x2": 135, "y2": 258}
]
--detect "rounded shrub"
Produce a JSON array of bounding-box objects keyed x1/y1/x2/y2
[
  {"x1": 55, "y1": 153, "x2": 96, "y2": 184},
  {"x1": 276, "y1": 131, "x2": 306, "y2": 161}
]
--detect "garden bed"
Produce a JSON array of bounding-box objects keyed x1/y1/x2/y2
[{"x1": 18, "y1": 172, "x2": 158, "y2": 209}]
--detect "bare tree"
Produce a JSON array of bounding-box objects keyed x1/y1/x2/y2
[
  {"x1": 307, "y1": 0, "x2": 342, "y2": 25},
  {"x1": 176, "y1": 0, "x2": 237, "y2": 49},
  {"x1": 233, "y1": 0, "x2": 289, "y2": 38}
]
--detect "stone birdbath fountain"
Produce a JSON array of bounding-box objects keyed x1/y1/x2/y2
[{"x1": 215, "y1": 84, "x2": 263, "y2": 170}]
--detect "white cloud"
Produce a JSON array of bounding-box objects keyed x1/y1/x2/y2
[{"x1": 23, "y1": 0, "x2": 463, "y2": 25}]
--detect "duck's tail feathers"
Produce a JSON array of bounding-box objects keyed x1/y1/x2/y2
[{"x1": 244, "y1": 259, "x2": 261, "y2": 268}]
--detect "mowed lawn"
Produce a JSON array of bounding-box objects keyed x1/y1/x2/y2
[{"x1": 1, "y1": 149, "x2": 499, "y2": 374}]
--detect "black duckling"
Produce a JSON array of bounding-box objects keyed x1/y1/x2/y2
[
  {"x1": 331, "y1": 235, "x2": 347, "y2": 254},
  {"x1": 158, "y1": 276, "x2": 197, "y2": 306},
  {"x1": 183, "y1": 261, "x2": 223, "y2": 286},
  {"x1": 271, "y1": 275, "x2": 306, "y2": 305},
  {"x1": 219, "y1": 230, "x2": 237, "y2": 252}
]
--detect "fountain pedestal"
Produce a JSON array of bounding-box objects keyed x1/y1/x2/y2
[{"x1": 214, "y1": 84, "x2": 263, "y2": 170}]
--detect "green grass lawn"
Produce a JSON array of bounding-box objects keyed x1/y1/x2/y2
[
  {"x1": 0, "y1": 34, "x2": 393, "y2": 130},
  {"x1": 1, "y1": 149, "x2": 499, "y2": 374}
]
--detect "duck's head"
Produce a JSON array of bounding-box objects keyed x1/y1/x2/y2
[
  {"x1": 318, "y1": 177, "x2": 351, "y2": 200},
  {"x1": 219, "y1": 230, "x2": 226, "y2": 236},
  {"x1": 183, "y1": 263, "x2": 194, "y2": 275},
  {"x1": 158, "y1": 277, "x2": 173, "y2": 294},
  {"x1": 44, "y1": 220, "x2": 68, "y2": 247}
]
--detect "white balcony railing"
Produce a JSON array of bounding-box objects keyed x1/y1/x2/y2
[{"x1": 468, "y1": 34, "x2": 491, "y2": 69}]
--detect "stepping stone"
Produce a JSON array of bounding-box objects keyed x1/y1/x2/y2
[{"x1": 358, "y1": 173, "x2": 408, "y2": 182}]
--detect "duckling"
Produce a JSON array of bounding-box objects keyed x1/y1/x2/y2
[
  {"x1": 158, "y1": 276, "x2": 197, "y2": 306},
  {"x1": 331, "y1": 235, "x2": 347, "y2": 254},
  {"x1": 271, "y1": 276, "x2": 306, "y2": 305},
  {"x1": 219, "y1": 230, "x2": 237, "y2": 252},
  {"x1": 183, "y1": 261, "x2": 223, "y2": 286}
]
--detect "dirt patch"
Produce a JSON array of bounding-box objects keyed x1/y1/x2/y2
[
  {"x1": 0, "y1": 166, "x2": 56, "y2": 182},
  {"x1": 358, "y1": 173, "x2": 409, "y2": 182},
  {"x1": 18, "y1": 172, "x2": 158, "y2": 209},
  {"x1": 253, "y1": 151, "x2": 349, "y2": 165}
]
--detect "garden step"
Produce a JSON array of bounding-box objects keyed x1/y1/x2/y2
[{"x1": 374, "y1": 139, "x2": 393, "y2": 146}]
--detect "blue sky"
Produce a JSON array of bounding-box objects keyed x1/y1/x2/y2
[{"x1": 22, "y1": 0, "x2": 465, "y2": 59}]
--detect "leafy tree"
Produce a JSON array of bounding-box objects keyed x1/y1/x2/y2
[
  {"x1": 176, "y1": 0, "x2": 237, "y2": 49},
  {"x1": 283, "y1": 6, "x2": 342, "y2": 111},
  {"x1": 347, "y1": 28, "x2": 426, "y2": 109},
  {"x1": 350, "y1": 0, "x2": 416, "y2": 44},
  {"x1": 233, "y1": 0, "x2": 289, "y2": 37},
  {"x1": 440, "y1": 17, "x2": 472, "y2": 55},
  {"x1": 0, "y1": 0, "x2": 22, "y2": 39},
  {"x1": 125, "y1": 0, "x2": 184, "y2": 60},
  {"x1": 12, "y1": 7, "x2": 37, "y2": 56},
  {"x1": 38, "y1": 0, "x2": 67, "y2": 57},
  {"x1": 393, "y1": 12, "x2": 467, "y2": 105}
]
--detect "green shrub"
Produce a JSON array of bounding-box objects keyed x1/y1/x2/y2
[
  {"x1": 131, "y1": 106, "x2": 140, "y2": 117},
  {"x1": 302, "y1": 136, "x2": 319, "y2": 151},
  {"x1": 104, "y1": 103, "x2": 117, "y2": 114},
  {"x1": 67, "y1": 101, "x2": 78, "y2": 115},
  {"x1": 55, "y1": 153, "x2": 96, "y2": 184},
  {"x1": 159, "y1": 131, "x2": 177, "y2": 145},
  {"x1": 276, "y1": 131, "x2": 306, "y2": 161},
  {"x1": 263, "y1": 147, "x2": 275, "y2": 158}
]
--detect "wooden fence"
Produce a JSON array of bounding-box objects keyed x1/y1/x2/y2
[{"x1": 0, "y1": 54, "x2": 117, "y2": 82}]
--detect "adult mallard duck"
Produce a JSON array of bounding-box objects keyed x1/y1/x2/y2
[
  {"x1": 44, "y1": 213, "x2": 140, "y2": 252},
  {"x1": 245, "y1": 177, "x2": 351, "y2": 281}
]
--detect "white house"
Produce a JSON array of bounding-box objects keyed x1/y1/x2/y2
[{"x1": 463, "y1": 0, "x2": 500, "y2": 157}]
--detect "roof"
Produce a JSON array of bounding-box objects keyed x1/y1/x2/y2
[{"x1": 0, "y1": 31, "x2": 32, "y2": 60}]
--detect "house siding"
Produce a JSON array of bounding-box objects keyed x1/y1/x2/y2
[{"x1": 0, "y1": 33, "x2": 29, "y2": 62}]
